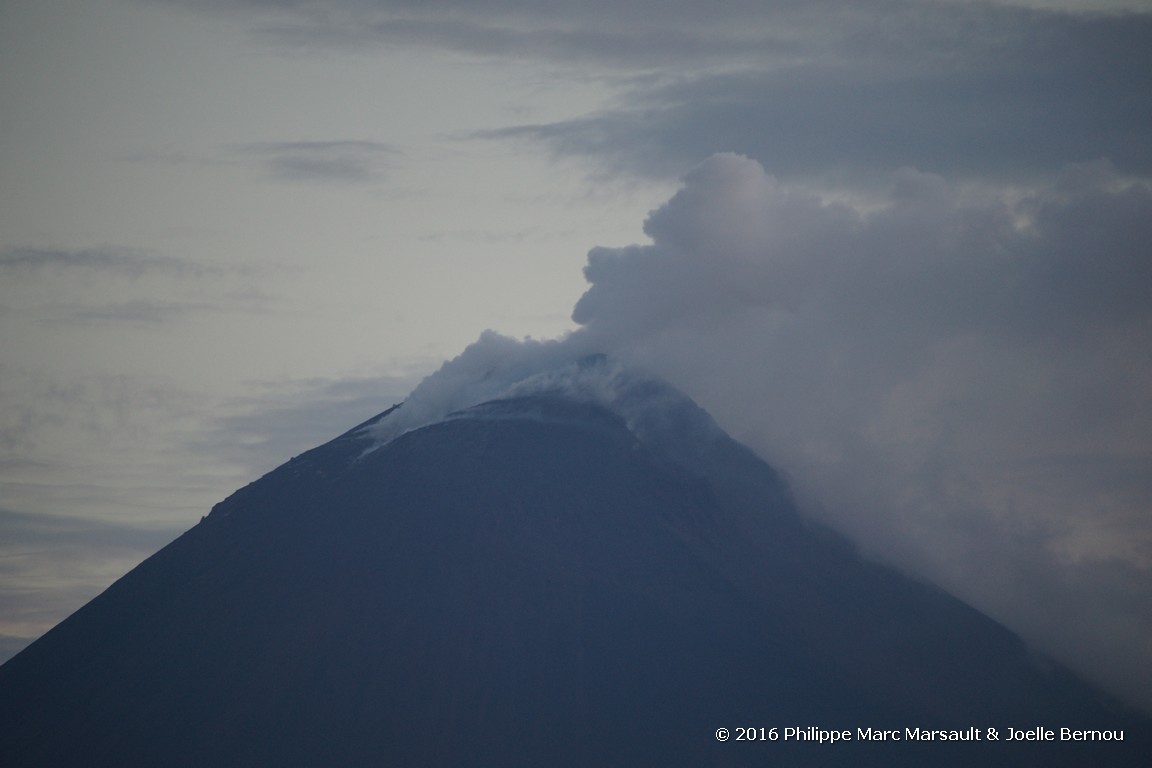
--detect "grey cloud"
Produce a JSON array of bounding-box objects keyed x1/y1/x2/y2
[
  {"x1": 160, "y1": 0, "x2": 845, "y2": 34},
  {"x1": 1, "y1": 245, "x2": 281, "y2": 327},
  {"x1": 0, "y1": 247, "x2": 204, "y2": 279},
  {"x1": 164, "y1": 0, "x2": 1152, "y2": 78},
  {"x1": 486, "y1": 29, "x2": 1152, "y2": 183},
  {"x1": 58, "y1": 302, "x2": 215, "y2": 326},
  {"x1": 165, "y1": 1, "x2": 1152, "y2": 183},
  {"x1": 0, "y1": 372, "x2": 201, "y2": 463},
  {"x1": 51, "y1": 291, "x2": 280, "y2": 326},
  {"x1": 237, "y1": 140, "x2": 395, "y2": 184},
  {"x1": 163, "y1": 0, "x2": 851, "y2": 70},
  {"x1": 255, "y1": 15, "x2": 796, "y2": 68}
]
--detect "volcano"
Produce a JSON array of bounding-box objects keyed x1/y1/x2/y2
[{"x1": 0, "y1": 360, "x2": 1148, "y2": 767}]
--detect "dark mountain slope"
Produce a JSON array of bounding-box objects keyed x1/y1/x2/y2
[{"x1": 0, "y1": 390, "x2": 1147, "y2": 767}]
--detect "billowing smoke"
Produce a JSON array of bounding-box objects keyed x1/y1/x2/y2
[{"x1": 380, "y1": 153, "x2": 1152, "y2": 710}]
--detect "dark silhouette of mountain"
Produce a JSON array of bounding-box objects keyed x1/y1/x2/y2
[{"x1": 1, "y1": 364, "x2": 1148, "y2": 767}]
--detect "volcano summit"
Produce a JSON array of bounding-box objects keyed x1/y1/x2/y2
[{"x1": 0, "y1": 357, "x2": 1147, "y2": 767}]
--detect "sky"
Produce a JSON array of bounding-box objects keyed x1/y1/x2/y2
[{"x1": 2, "y1": 0, "x2": 1151, "y2": 709}]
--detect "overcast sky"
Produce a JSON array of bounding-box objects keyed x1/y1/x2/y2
[{"x1": 2, "y1": 0, "x2": 1151, "y2": 709}]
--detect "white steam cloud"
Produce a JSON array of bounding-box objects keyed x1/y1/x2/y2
[
  {"x1": 366, "y1": 333, "x2": 592, "y2": 444},
  {"x1": 378, "y1": 153, "x2": 1152, "y2": 709}
]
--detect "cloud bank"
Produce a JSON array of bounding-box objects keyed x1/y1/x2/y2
[
  {"x1": 388, "y1": 153, "x2": 1152, "y2": 710},
  {"x1": 236, "y1": 141, "x2": 395, "y2": 184},
  {"x1": 0, "y1": 247, "x2": 203, "y2": 278},
  {"x1": 484, "y1": 10, "x2": 1152, "y2": 183},
  {"x1": 171, "y1": 0, "x2": 1152, "y2": 184}
]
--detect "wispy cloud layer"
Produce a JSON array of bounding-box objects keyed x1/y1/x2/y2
[
  {"x1": 167, "y1": 0, "x2": 1152, "y2": 183},
  {"x1": 235, "y1": 140, "x2": 395, "y2": 184},
  {"x1": 192, "y1": 373, "x2": 419, "y2": 477},
  {"x1": 0, "y1": 243, "x2": 281, "y2": 327},
  {"x1": 0, "y1": 247, "x2": 204, "y2": 278}
]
